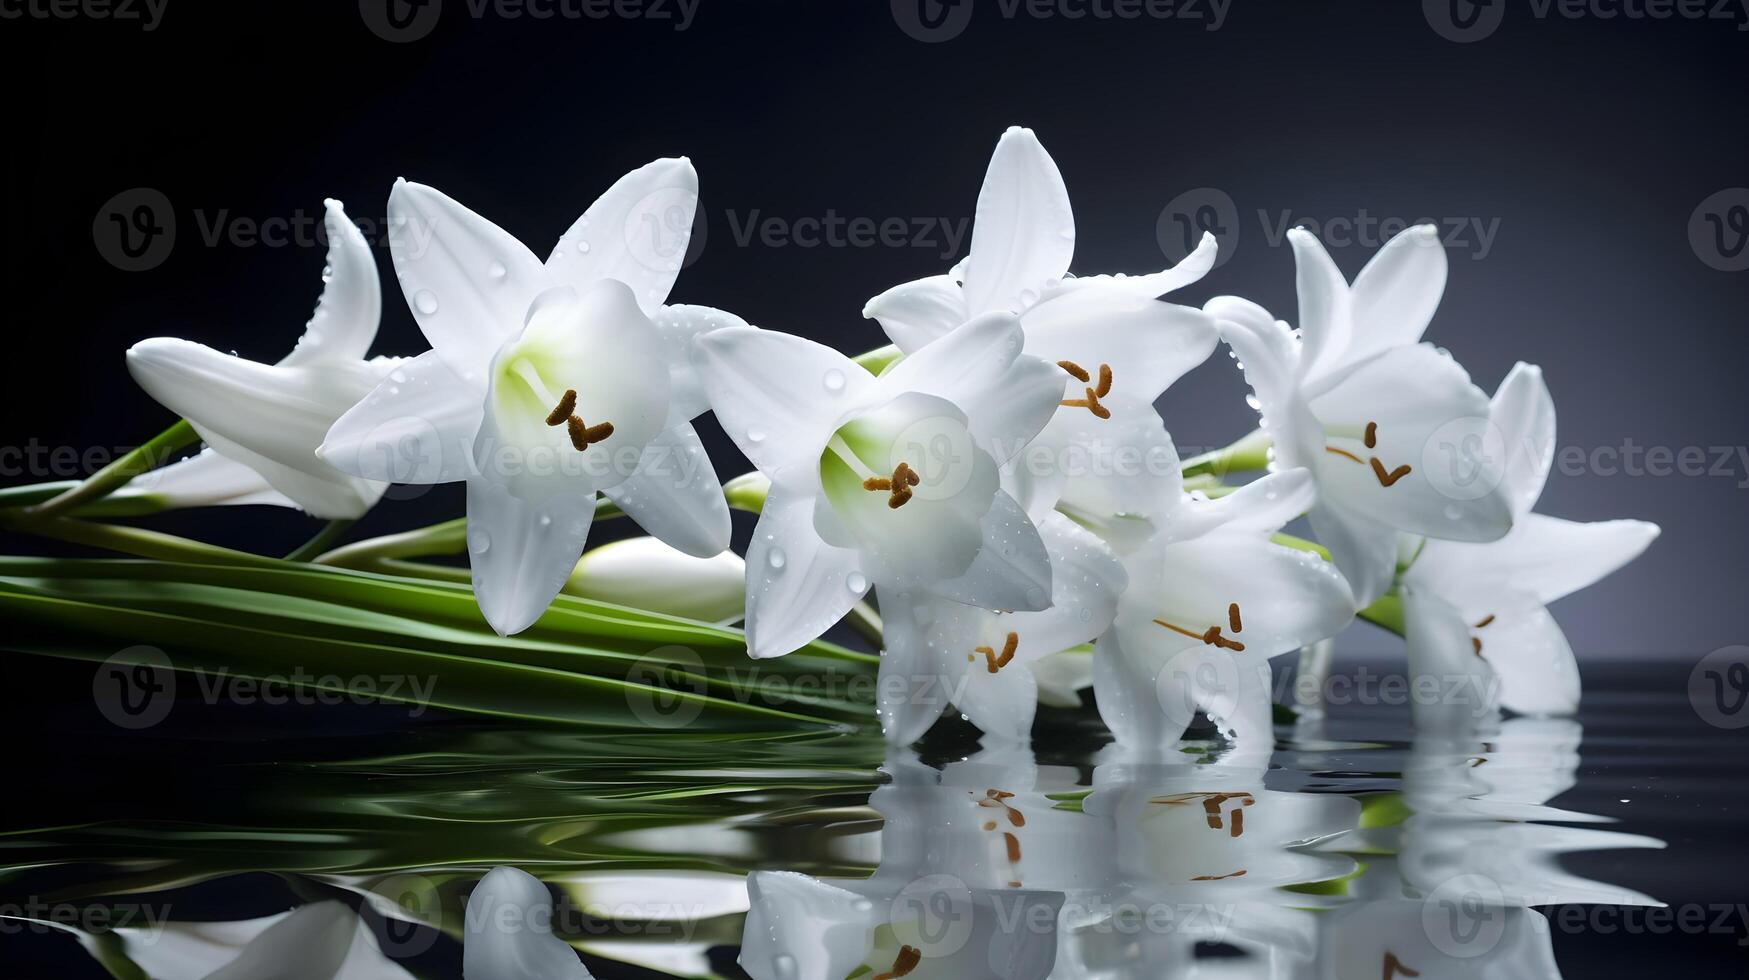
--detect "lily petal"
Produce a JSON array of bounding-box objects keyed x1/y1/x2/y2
[
  {"x1": 1211, "y1": 299, "x2": 1323, "y2": 468},
  {"x1": 388, "y1": 179, "x2": 548, "y2": 376},
  {"x1": 1020, "y1": 288, "x2": 1218, "y2": 402},
  {"x1": 547, "y1": 157, "x2": 698, "y2": 316},
  {"x1": 1288, "y1": 228, "x2": 1355, "y2": 386},
  {"x1": 465, "y1": 477, "x2": 597, "y2": 636},
  {"x1": 882, "y1": 311, "x2": 1062, "y2": 465},
  {"x1": 601, "y1": 422, "x2": 731, "y2": 558},
  {"x1": 963, "y1": 127, "x2": 1075, "y2": 316},
  {"x1": 1307, "y1": 499, "x2": 1399, "y2": 608},
  {"x1": 463, "y1": 867, "x2": 593, "y2": 979},
  {"x1": 280, "y1": 199, "x2": 382, "y2": 368},
  {"x1": 742, "y1": 485, "x2": 869, "y2": 658},
  {"x1": 1490, "y1": 361, "x2": 1557, "y2": 518},
  {"x1": 1402, "y1": 587, "x2": 1500, "y2": 731},
  {"x1": 1479, "y1": 596, "x2": 1582, "y2": 716},
  {"x1": 320, "y1": 349, "x2": 483, "y2": 485},
  {"x1": 740, "y1": 872, "x2": 872, "y2": 980},
  {"x1": 1411, "y1": 514, "x2": 1660, "y2": 610},
  {"x1": 1054, "y1": 230, "x2": 1219, "y2": 299},
  {"x1": 864, "y1": 274, "x2": 969, "y2": 353},
  {"x1": 1346, "y1": 223, "x2": 1446, "y2": 365},
  {"x1": 694, "y1": 327, "x2": 874, "y2": 485},
  {"x1": 126, "y1": 448, "x2": 295, "y2": 509},
  {"x1": 652, "y1": 304, "x2": 750, "y2": 426},
  {"x1": 877, "y1": 590, "x2": 974, "y2": 745},
  {"x1": 925, "y1": 490, "x2": 1053, "y2": 611},
  {"x1": 1158, "y1": 468, "x2": 1317, "y2": 544}
]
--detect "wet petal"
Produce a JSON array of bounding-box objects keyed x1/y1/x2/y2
[
  {"x1": 741, "y1": 872, "x2": 872, "y2": 980},
  {"x1": 963, "y1": 127, "x2": 1075, "y2": 316},
  {"x1": 1490, "y1": 361, "x2": 1557, "y2": 518},
  {"x1": 280, "y1": 199, "x2": 382, "y2": 368},
  {"x1": 547, "y1": 157, "x2": 698, "y2": 316},
  {"x1": 601, "y1": 422, "x2": 731, "y2": 558},
  {"x1": 742, "y1": 485, "x2": 869, "y2": 659},
  {"x1": 321, "y1": 349, "x2": 483, "y2": 485},
  {"x1": 864, "y1": 274, "x2": 968, "y2": 353},
  {"x1": 1346, "y1": 222, "x2": 1447, "y2": 365},
  {"x1": 652, "y1": 304, "x2": 749, "y2": 426},
  {"x1": 465, "y1": 476, "x2": 596, "y2": 636},
  {"x1": 1020, "y1": 287, "x2": 1218, "y2": 402},
  {"x1": 1288, "y1": 227, "x2": 1355, "y2": 386}
]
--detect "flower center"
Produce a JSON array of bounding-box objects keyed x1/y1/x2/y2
[
  {"x1": 518, "y1": 363, "x2": 614, "y2": 451},
  {"x1": 1058, "y1": 359, "x2": 1114, "y2": 419},
  {"x1": 861, "y1": 460, "x2": 921, "y2": 509},
  {"x1": 1325, "y1": 420, "x2": 1411, "y2": 487},
  {"x1": 1154, "y1": 602, "x2": 1246, "y2": 652},
  {"x1": 969, "y1": 631, "x2": 1019, "y2": 673}
]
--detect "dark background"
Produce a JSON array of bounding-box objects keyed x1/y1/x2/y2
[{"x1": 1, "y1": 1, "x2": 1746, "y2": 975}]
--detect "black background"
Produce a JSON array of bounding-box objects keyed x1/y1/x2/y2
[{"x1": 2, "y1": 1, "x2": 1747, "y2": 975}]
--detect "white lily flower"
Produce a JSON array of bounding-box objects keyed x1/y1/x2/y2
[
  {"x1": 864, "y1": 127, "x2": 1220, "y2": 525},
  {"x1": 319, "y1": 162, "x2": 739, "y2": 635},
  {"x1": 1211, "y1": 224, "x2": 1514, "y2": 607},
  {"x1": 877, "y1": 509, "x2": 1126, "y2": 746},
  {"x1": 87, "y1": 900, "x2": 413, "y2": 980},
  {"x1": 464, "y1": 866, "x2": 594, "y2": 979},
  {"x1": 125, "y1": 200, "x2": 394, "y2": 519},
  {"x1": 1092, "y1": 468, "x2": 1355, "y2": 750},
  {"x1": 1400, "y1": 363, "x2": 1660, "y2": 717},
  {"x1": 565, "y1": 535, "x2": 745, "y2": 624},
  {"x1": 693, "y1": 312, "x2": 1066, "y2": 659}
]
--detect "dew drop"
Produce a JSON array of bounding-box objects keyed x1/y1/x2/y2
[
  {"x1": 467, "y1": 529, "x2": 491, "y2": 555},
  {"x1": 747, "y1": 427, "x2": 767, "y2": 444},
  {"x1": 1245, "y1": 393, "x2": 1261, "y2": 411},
  {"x1": 487, "y1": 261, "x2": 507, "y2": 280},
  {"x1": 846, "y1": 572, "x2": 868, "y2": 593},
  {"x1": 413, "y1": 289, "x2": 439, "y2": 315},
  {"x1": 575, "y1": 239, "x2": 592, "y2": 254},
  {"x1": 767, "y1": 548, "x2": 787, "y2": 570},
  {"x1": 823, "y1": 368, "x2": 846, "y2": 393}
]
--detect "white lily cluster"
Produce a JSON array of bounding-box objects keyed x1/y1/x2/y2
[{"x1": 120, "y1": 127, "x2": 1656, "y2": 747}]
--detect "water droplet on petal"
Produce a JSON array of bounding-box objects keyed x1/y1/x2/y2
[
  {"x1": 575, "y1": 239, "x2": 592, "y2": 254},
  {"x1": 846, "y1": 572, "x2": 868, "y2": 594},
  {"x1": 487, "y1": 261, "x2": 507, "y2": 280},
  {"x1": 747, "y1": 427, "x2": 767, "y2": 444},
  {"x1": 467, "y1": 529, "x2": 491, "y2": 555},
  {"x1": 823, "y1": 368, "x2": 845, "y2": 393},
  {"x1": 767, "y1": 548, "x2": 787, "y2": 570},
  {"x1": 413, "y1": 289, "x2": 439, "y2": 315}
]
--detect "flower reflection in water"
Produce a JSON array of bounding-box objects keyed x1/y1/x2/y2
[{"x1": 742, "y1": 718, "x2": 1662, "y2": 980}]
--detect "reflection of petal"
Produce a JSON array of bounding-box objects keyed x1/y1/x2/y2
[
  {"x1": 101, "y1": 901, "x2": 413, "y2": 980},
  {"x1": 464, "y1": 867, "x2": 593, "y2": 979}
]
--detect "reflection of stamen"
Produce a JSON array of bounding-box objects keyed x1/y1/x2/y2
[
  {"x1": 1058, "y1": 360, "x2": 1091, "y2": 382},
  {"x1": 1326, "y1": 446, "x2": 1365, "y2": 464},
  {"x1": 1191, "y1": 869, "x2": 1247, "y2": 881},
  {"x1": 1382, "y1": 951, "x2": 1420, "y2": 979},
  {"x1": 974, "y1": 632, "x2": 1019, "y2": 673},
  {"x1": 1153, "y1": 618, "x2": 1246, "y2": 652},
  {"x1": 544, "y1": 389, "x2": 577, "y2": 427},
  {"x1": 873, "y1": 945, "x2": 922, "y2": 980},
  {"x1": 1371, "y1": 457, "x2": 1412, "y2": 487}
]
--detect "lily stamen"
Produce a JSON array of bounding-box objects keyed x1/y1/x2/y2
[
  {"x1": 872, "y1": 945, "x2": 922, "y2": 980},
  {"x1": 865, "y1": 461, "x2": 920, "y2": 508},
  {"x1": 1471, "y1": 613, "x2": 1495, "y2": 657},
  {"x1": 1059, "y1": 361, "x2": 1115, "y2": 418},
  {"x1": 974, "y1": 631, "x2": 1019, "y2": 673},
  {"x1": 544, "y1": 389, "x2": 578, "y2": 427},
  {"x1": 1326, "y1": 420, "x2": 1413, "y2": 487},
  {"x1": 566, "y1": 417, "x2": 614, "y2": 450},
  {"x1": 1153, "y1": 603, "x2": 1246, "y2": 651}
]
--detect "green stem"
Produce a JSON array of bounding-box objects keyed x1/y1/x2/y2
[
  {"x1": 852, "y1": 344, "x2": 903, "y2": 376},
  {"x1": 20, "y1": 420, "x2": 198, "y2": 519},
  {"x1": 313, "y1": 499, "x2": 628, "y2": 569},
  {"x1": 1181, "y1": 428, "x2": 1273, "y2": 480},
  {"x1": 284, "y1": 520, "x2": 356, "y2": 562},
  {"x1": 0, "y1": 513, "x2": 273, "y2": 567},
  {"x1": 724, "y1": 471, "x2": 770, "y2": 515}
]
